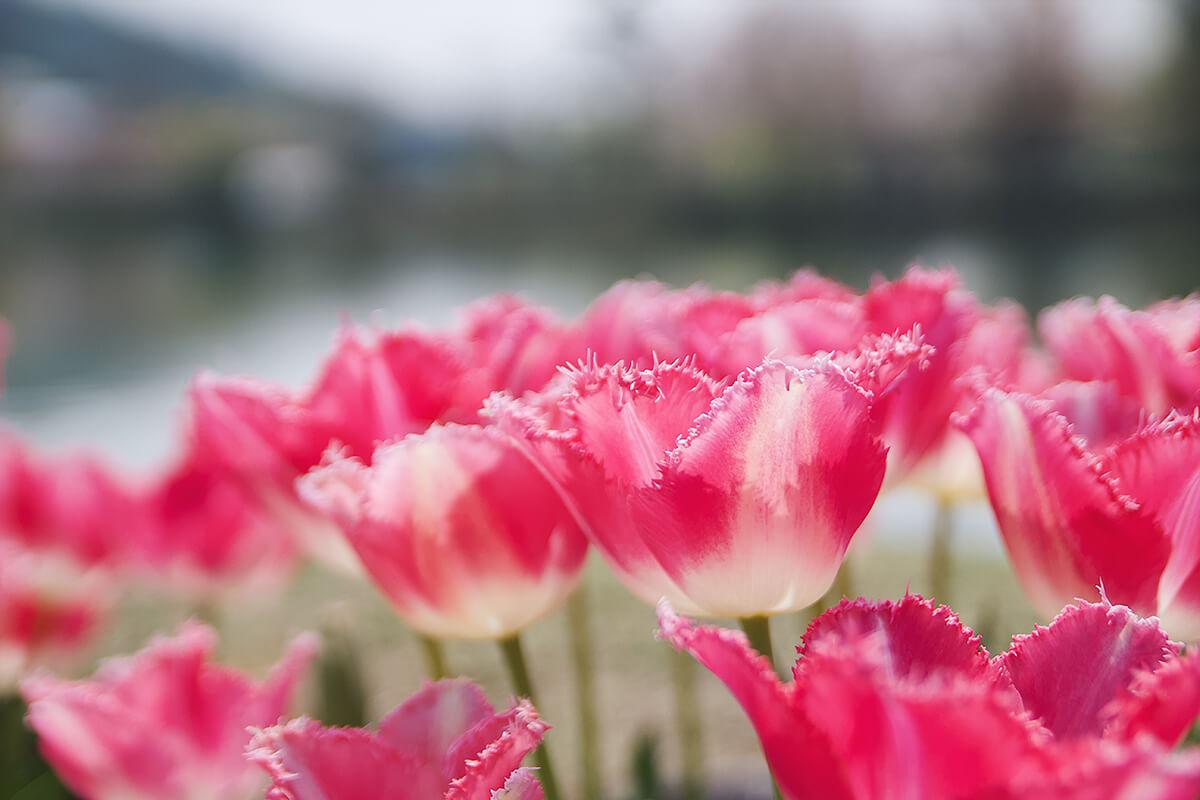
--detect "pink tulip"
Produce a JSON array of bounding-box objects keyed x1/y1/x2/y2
[
  {"x1": 0, "y1": 431, "x2": 148, "y2": 567},
  {"x1": 298, "y1": 423, "x2": 588, "y2": 639},
  {"x1": 658, "y1": 595, "x2": 1200, "y2": 800},
  {"x1": 21, "y1": 622, "x2": 317, "y2": 800},
  {"x1": 187, "y1": 297, "x2": 564, "y2": 574},
  {"x1": 249, "y1": 678, "x2": 546, "y2": 800},
  {"x1": 1039, "y1": 295, "x2": 1200, "y2": 416},
  {"x1": 958, "y1": 389, "x2": 1200, "y2": 638},
  {"x1": 142, "y1": 446, "x2": 298, "y2": 599},
  {"x1": 0, "y1": 541, "x2": 111, "y2": 689},
  {"x1": 569, "y1": 279, "x2": 758, "y2": 375},
  {"x1": 492, "y1": 340, "x2": 923, "y2": 618},
  {"x1": 186, "y1": 373, "x2": 361, "y2": 574}
]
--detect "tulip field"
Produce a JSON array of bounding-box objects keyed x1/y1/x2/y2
[{"x1": 3, "y1": 267, "x2": 1200, "y2": 799}]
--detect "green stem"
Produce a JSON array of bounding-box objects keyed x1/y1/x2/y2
[
  {"x1": 738, "y1": 615, "x2": 776, "y2": 674},
  {"x1": 419, "y1": 634, "x2": 448, "y2": 681},
  {"x1": 738, "y1": 617, "x2": 784, "y2": 800},
  {"x1": 567, "y1": 586, "x2": 603, "y2": 800},
  {"x1": 498, "y1": 634, "x2": 561, "y2": 800},
  {"x1": 670, "y1": 647, "x2": 705, "y2": 800},
  {"x1": 929, "y1": 494, "x2": 954, "y2": 605},
  {"x1": 1, "y1": 693, "x2": 77, "y2": 799}
]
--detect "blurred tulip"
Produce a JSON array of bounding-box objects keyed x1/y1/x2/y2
[
  {"x1": 142, "y1": 445, "x2": 298, "y2": 600},
  {"x1": 0, "y1": 541, "x2": 113, "y2": 690},
  {"x1": 658, "y1": 595, "x2": 1200, "y2": 800},
  {"x1": 22, "y1": 622, "x2": 317, "y2": 800},
  {"x1": 298, "y1": 424, "x2": 588, "y2": 640},
  {"x1": 1039, "y1": 295, "x2": 1200, "y2": 416},
  {"x1": 0, "y1": 431, "x2": 148, "y2": 567},
  {"x1": 249, "y1": 678, "x2": 546, "y2": 800}
]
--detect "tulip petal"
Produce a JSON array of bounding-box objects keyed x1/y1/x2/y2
[
  {"x1": 377, "y1": 679, "x2": 493, "y2": 782},
  {"x1": 1105, "y1": 411, "x2": 1200, "y2": 637},
  {"x1": 800, "y1": 594, "x2": 995, "y2": 684},
  {"x1": 957, "y1": 389, "x2": 1168, "y2": 617},
  {"x1": 996, "y1": 601, "x2": 1177, "y2": 740},
  {"x1": 558, "y1": 357, "x2": 723, "y2": 487},
  {"x1": 1105, "y1": 651, "x2": 1200, "y2": 748},
  {"x1": 444, "y1": 701, "x2": 548, "y2": 800},
  {"x1": 796, "y1": 635, "x2": 1052, "y2": 800},
  {"x1": 640, "y1": 360, "x2": 885, "y2": 616},
  {"x1": 249, "y1": 718, "x2": 422, "y2": 800},
  {"x1": 657, "y1": 600, "x2": 855, "y2": 800}
]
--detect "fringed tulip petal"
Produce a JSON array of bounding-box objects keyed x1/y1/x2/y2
[
  {"x1": 957, "y1": 389, "x2": 1169, "y2": 617},
  {"x1": 1105, "y1": 651, "x2": 1200, "y2": 748},
  {"x1": 249, "y1": 719, "x2": 423, "y2": 800},
  {"x1": 800, "y1": 594, "x2": 994, "y2": 683},
  {"x1": 639, "y1": 360, "x2": 885, "y2": 616},
  {"x1": 444, "y1": 701, "x2": 549, "y2": 800},
  {"x1": 996, "y1": 601, "x2": 1176, "y2": 740},
  {"x1": 795, "y1": 636, "x2": 1052, "y2": 800}
]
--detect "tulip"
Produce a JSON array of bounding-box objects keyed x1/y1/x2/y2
[
  {"x1": 0, "y1": 541, "x2": 112, "y2": 690},
  {"x1": 658, "y1": 594, "x2": 1200, "y2": 800},
  {"x1": 249, "y1": 678, "x2": 547, "y2": 800},
  {"x1": 957, "y1": 389, "x2": 1200, "y2": 638},
  {"x1": 1039, "y1": 295, "x2": 1200, "y2": 416},
  {"x1": 491, "y1": 345, "x2": 926, "y2": 621},
  {"x1": 21, "y1": 622, "x2": 317, "y2": 800},
  {"x1": 142, "y1": 445, "x2": 298, "y2": 600},
  {"x1": 298, "y1": 425, "x2": 588, "y2": 641}
]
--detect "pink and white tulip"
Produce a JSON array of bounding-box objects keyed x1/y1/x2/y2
[
  {"x1": 21, "y1": 622, "x2": 317, "y2": 800},
  {"x1": 299, "y1": 424, "x2": 589, "y2": 640},
  {"x1": 958, "y1": 389, "x2": 1200, "y2": 638},
  {"x1": 492, "y1": 342, "x2": 923, "y2": 618},
  {"x1": 658, "y1": 594, "x2": 1200, "y2": 800},
  {"x1": 249, "y1": 678, "x2": 547, "y2": 800}
]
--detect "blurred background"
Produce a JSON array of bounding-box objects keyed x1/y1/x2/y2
[
  {"x1": 2, "y1": 0, "x2": 1199, "y2": 466},
  {"x1": 5, "y1": 3, "x2": 1195, "y2": 795}
]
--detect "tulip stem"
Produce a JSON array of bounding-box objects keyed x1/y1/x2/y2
[
  {"x1": 419, "y1": 634, "x2": 448, "y2": 681},
  {"x1": 738, "y1": 615, "x2": 776, "y2": 673},
  {"x1": 736, "y1": 618, "x2": 784, "y2": 800},
  {"x1": 567, "y1": 585, "x2": 603, "y2": 800},
  {"x1": 498, "y1": 634, "x2": 562, "y2": 800},
  {"x1": 670, "y1": 647, "x2": 706, "y2": 800},
  {"x1": 929, "y1": 494, "x2": 954, "y2": 605}
]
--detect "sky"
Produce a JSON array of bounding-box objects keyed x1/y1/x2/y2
[{"x1": 43, "y1": 0, "x2": 1175, "y2": 127}]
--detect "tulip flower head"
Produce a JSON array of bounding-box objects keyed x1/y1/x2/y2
[
  {"x1": 658, "y1": 594, "x2": 1200, "y2": 799},
  {"x1": 1039, "y1": 295, "x2": 1200, "y2": 416},
  {"x1": 492, "y1": 338, "x2": 926, "y2": 618},
  {"x1": 958, "y1": 389, "x2": 1200, "y2": 638},
  {"x1": 299, "y1": 423, "x2": 589, "y2": 640},
  {"x1": 21, "y1": 622, "x2": 317, "y2": 800},
  {"x1": 249, "y1": 678, "x2": 547, "y2": 800}
]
